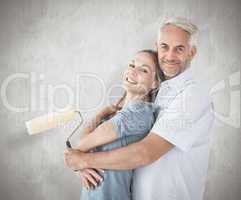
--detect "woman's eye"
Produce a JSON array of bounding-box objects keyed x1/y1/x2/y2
[
  {"x1": 139, "y1": 68, "x2": 148, "y2": 73},
  {"x1": 129, "y1": 64, "x2": 135, "y2": 68}
]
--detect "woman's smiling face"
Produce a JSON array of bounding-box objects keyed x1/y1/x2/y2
[{"x1": 123, "y1": 52, "x2": 159, "y2": 96}]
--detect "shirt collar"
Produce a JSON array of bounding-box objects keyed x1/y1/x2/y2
[{"x1": 161, "y1": 67, "x2": 193, "y2": 89}]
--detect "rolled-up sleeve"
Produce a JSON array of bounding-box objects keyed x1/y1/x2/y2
[
  {"x1": 151, "y1": 84, "x2": 213, "y2": 152},
  {"x1": 110, "y1": 101, "x2": 156, "y2": 139}
]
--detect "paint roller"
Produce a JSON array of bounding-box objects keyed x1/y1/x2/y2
[{"x1": 25, "y1": 110, "x2": 83, "y2": 148}]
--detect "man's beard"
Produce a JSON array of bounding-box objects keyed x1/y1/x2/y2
[{"x1": 160, "y1": 59, "x2": 190, "y2": 79}]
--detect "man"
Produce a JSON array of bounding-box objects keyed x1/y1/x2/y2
[{"x1": 64, "y1": 17, "x2": 214, "y2": 200}]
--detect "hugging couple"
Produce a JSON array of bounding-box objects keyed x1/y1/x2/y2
[{"x1": 64, "y1": 17, "x2": 214, "y2": 200}]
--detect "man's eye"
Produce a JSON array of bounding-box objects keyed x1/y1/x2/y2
[
  {"x1": 177, "y1": 47, "x2": 184, "y2": 53},
  {"x1": 159, "y1": 45, "x2": 168, "y2": 50},
  {"x1": 129, "y1": 64, "x2": 135, "y2": 68}
]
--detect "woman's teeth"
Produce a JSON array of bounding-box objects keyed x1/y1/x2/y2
[{"x1": 126, "y1": 77, "x2": 137, "y2": 84}]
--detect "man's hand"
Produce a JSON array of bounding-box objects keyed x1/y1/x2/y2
[{"x1": 64, "y1": 148, "x2": 88, "y2": 170}]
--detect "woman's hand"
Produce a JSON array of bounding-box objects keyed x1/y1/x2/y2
[
  {"x1": 76, "y1": 168, "x2": 104, "y2": 190},
  {"x1": 64, "y1": 148, "x2": 87, "y2": 170},
  {"x1": 96, "y1": 105, "x2": 116, "y2": 117}
]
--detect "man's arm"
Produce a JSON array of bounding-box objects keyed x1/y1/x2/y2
[
  {"x1": 64, "y1": 133, "x2": 173, "y2": 171},
  {"x1": 85, "y1": 133, "x2": 174, "y2": 170}
]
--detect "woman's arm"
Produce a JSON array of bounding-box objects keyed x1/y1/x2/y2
[
  {"x1": 79, "y1": 105, "x2": 116, "y2": 138},
  {"x1": 77, "y1": 101, "x2": 157, "y2": 153},
  {"x1": 75, "y1": 105, "x2": 117, "y2": 188},
  {"x1": 77, "y1": 121, "x2": 118, "y2": 152}
]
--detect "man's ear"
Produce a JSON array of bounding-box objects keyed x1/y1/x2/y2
[
  {"x1": 189, "y1": 46, "x2": 197, "y2": 60},
  {"x1": 154, "y1": 42, "x2": 158, "y2": 51}
]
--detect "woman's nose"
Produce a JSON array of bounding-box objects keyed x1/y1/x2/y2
[{"x1": 128, "y1": 68, "x2": 138, "y2": 76}]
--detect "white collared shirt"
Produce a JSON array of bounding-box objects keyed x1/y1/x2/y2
[{"x1": 132, "y1": 68, "x2": 214, "y2": 200}]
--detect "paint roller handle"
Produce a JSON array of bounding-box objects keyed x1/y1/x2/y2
[
  {"x1": 65, "y1": 141, "x2": 80, "y2": 172},
  {"x1": 66, "y1": 140, "x2": 72, "y2": 148}
]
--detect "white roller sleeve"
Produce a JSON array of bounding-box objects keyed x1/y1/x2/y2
[{"x1": 25, "y1": 110, "x2": 76, "y2": 135}]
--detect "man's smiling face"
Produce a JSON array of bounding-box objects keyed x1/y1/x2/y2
[{"x1": 157, "y1": 24, "x2": 196, "y2": 79}]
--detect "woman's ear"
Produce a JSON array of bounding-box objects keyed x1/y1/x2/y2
[{"x1": 151, "y1": 79, "x2": 160, "y2": 90}]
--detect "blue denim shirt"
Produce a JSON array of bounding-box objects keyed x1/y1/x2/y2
[{"x1": 80, "y1": 100, "x2": 158, "y2": 200}]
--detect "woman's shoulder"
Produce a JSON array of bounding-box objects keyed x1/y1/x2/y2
[{"x1": 124, "y1": 100, "x2": 159, "y2": 115}]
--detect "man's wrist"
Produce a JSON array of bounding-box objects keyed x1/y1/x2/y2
[{"x1": 78, "y1": 151, "x2": 91, "y2": 169}]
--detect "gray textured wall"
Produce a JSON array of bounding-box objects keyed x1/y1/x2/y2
[{"x1": 0, "y1": 0, "x2": 240, "y2": 200}]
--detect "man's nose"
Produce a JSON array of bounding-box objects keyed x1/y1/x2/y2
[{"x1": 165, "y1": 49, "x2": 176, "y2": 60}]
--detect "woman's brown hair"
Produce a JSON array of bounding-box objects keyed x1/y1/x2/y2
[
  {"x1": 104, "y1": 49, "x2": 164, "y2": 118},
  {"x1": 86, "y1": 50, "x2": 165, "y2": 130}
]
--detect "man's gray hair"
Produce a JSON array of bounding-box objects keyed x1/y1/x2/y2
[{"x1": 158, "y1": 17, "x2": 199, "y2": 47}]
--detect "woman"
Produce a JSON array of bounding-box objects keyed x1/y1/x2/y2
[{"x1": 64, "y1": 49, "x2": 164, "y2": 200}]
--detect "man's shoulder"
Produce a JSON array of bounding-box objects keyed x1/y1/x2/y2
[
  {"x1": 156, "y1": 76, "x2": 212, "y2": 109},
  {"x1": 169, "y1": 72, "x2": 211, "y2": 101},
  {"x1": 184, "y1": 79, "x2": 211, "y2": 103}
]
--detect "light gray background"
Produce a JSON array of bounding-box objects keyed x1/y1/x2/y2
[{"x1": 0, "y1": 0, "x2": 240, "y2": 200}]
